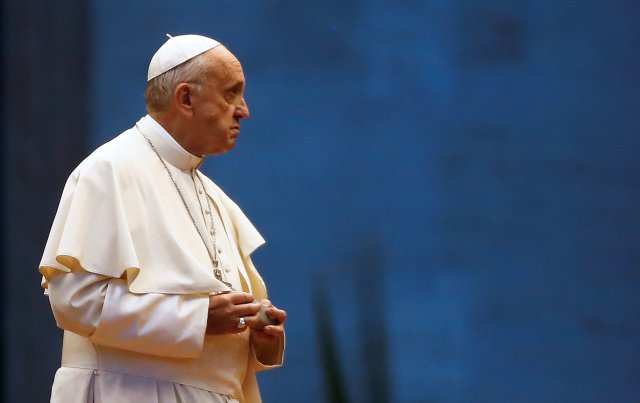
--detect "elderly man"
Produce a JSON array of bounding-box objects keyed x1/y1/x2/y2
[{"x1": 38, "y1": 34, "x2": 286, "y2": 403}]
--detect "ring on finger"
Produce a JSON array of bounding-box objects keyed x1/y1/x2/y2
[{"x1": 237, "y1": 317, "x2": 247, "y2": 329}]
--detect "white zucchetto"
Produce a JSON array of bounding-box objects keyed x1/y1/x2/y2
[{"x1": 147, "y1": 34, "x2": 221, "y2": 81}]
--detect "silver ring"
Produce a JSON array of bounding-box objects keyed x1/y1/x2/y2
[{"x1": 237, "y1": 317, "x2": 247, "y2": 329}]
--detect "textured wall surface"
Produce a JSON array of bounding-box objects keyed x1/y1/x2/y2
[{"x1": 4, "y1": 1, "x2": 639, "y2": 402}]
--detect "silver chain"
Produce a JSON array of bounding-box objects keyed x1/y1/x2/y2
[{"x1": 137, "y1": 125, "x2": 234, "y2": 290}]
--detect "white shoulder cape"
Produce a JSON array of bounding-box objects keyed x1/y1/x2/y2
[{"x1": 39, "y1": 127, "x2": 266, "y2": 295}]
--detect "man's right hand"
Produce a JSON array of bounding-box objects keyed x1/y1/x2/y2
[{"x1": 206, "y1": 292, "x2": 261, "y2": 335}]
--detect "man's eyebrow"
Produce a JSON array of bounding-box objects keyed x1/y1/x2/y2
[{"x1": 227, "y1": 81, "x2": 244, "y2": 91}]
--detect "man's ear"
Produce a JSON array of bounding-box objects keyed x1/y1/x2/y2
[{"x1": 174, "y1": 83, "x2": 194, "y2": 117}]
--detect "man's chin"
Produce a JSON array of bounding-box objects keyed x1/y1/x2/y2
[{"x1": 209, "y1": 142, "x2": 236, "y2": 156}]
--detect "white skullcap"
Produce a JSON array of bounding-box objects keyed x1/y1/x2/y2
[{"x1": 147, "y1": 34, "x2": 221, "y2": 81}]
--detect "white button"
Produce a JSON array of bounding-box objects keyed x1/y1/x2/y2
[
  {"x1": 198, "y1": 189, "x2": 203, "y2": 194},
  {"x1": 224, "y1": 265, "x2": 231, "y2": 273},
  {"x1": 210, "y1": 229, "x2": 214, "y2": 235},
  {"x1": 205, "y1": 209, "x2": 211, "y2": 215},
  {"x1": 217, "y1": 248, "x2": 223, "y2": 254}
]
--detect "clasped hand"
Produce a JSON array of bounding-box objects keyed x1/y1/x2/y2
[{"x1": 206, "y1": 292, "x2": 286, "y2": 345}]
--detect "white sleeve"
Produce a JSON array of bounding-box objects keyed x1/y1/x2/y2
[{"x1": 47, "y1": 270, "x2": 209, "y2": 358}]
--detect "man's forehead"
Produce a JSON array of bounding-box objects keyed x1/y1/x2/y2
[
  {"x1": 205, "y1": 48, "x2": 245, "y2": 82},
  {"x1": 211, "y1": 47, "x2": 242, "y2": 68}
]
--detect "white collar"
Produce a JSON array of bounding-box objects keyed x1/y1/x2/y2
[{"x1": 135, "y1": 115, "x2": 204, "y2": 171}]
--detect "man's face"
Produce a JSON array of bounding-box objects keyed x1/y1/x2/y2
[{"x1": 189, "y1": 47, "x2": 250, "y2": 156}]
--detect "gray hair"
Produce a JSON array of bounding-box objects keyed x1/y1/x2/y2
[{"x1": 144, "y1": 51, "x2": 212, "y2": 113}]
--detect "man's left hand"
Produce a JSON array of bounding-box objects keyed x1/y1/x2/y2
[{"x1": 246, "y1": 299, "x2": 286, "y2": 363}]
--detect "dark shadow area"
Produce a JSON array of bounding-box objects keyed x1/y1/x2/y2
[{"x1": 2, "y1": 0, "x2": 89, "y2": 401}]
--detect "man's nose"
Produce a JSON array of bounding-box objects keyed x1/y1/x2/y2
[{"x1": 237, "y1": 98, "x2": 250, "y2": 119}]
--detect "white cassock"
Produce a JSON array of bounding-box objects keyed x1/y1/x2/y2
[{"x1": 39, "y1": 115, "x2": 284, "y2": 403}]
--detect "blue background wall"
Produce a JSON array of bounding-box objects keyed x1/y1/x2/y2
[{"x1": 3, "y1": 0, "x2": 639, "y2": 402}]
